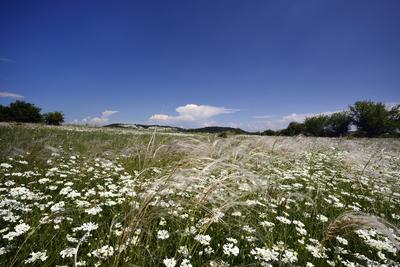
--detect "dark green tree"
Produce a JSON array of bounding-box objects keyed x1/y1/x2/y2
[
  {"x1": 325, "y1": 112, "x2": 352, "y2": 137},
  {"x1": 0, "y1": 105, "x2": 11, "y2": 121},
  {"x1": 8, "y1": 101, "x2": 42, "y2": 123},
  {"x1": 386, "y1": 104, "x2": 400, "y2": 136},
  {"x1": 304, "y1": 115, "x2": 328, "y2": 136},
  {"x1": 262, "y1": 129, "x2": 276, "y2": 136},
  {"x1": 349, "y1": 101, "x2": 389, "y2": 137},
  {"x1": 43, "y1": 112, "x2": 64, "y2": 125},
  {"x1": 280, "y1": 122, "x2": 305, "y2": 136}
]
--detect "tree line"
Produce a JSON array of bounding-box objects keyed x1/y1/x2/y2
[
  {"x1": 0, "y1": 100, "x2": 64, "y2": 125},
  {"x1": 1, "y1": 100, "x2": 399, "y2": 137},
  {"x1": 262, "y1": 101, "x2": 400, "y2": 137}
]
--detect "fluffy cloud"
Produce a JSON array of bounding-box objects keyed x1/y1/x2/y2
[
  {"x1": 74, "y1": 110, "x2": 119, "y2": 125},
  {"x1": 149, "y1": 104, "x2": 238, "y2": 124},
  {"x1": 0, "y1": 92, "x2": 24, "y2": 99}
]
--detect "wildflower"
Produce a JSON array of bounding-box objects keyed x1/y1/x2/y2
[
  {"x1": 24, "y1": 251, "x2": 48, "y2": 264},
  {"x1": 50, "y1": 201, "x2": 65, "y2": 213},
  {"x1": 194, "y1": 234, "x2": 211, "y2": 245},
  {"x1": 204, "y1": 246, "x2": 214, "y2": 255},
  {"x1": 276, "y1": 216, "x2": 291, "y2": 224},
  {"x1": 85, "y1": 206, "x2": 102, "y2": 215},
  {"x1": 60, "y1": 248, "x2": 77, "y2": 258},
  {"x1": 282, "y1": 249, "x2": 298, "y2": 263},
  {"x1": 305, "y1": 244, "x2": 326, "y2": 258},
  {"x1": 231, "y1": 211, "x2": 242, "y2": 217},
  {"x1": 0, "y1": 163, "x2": 12, "y2": 168},
  {"x1": 157, "y1": 229, "x2": 170, "y2": 240},
  {"x1": 250, "y1": 247, "x2": 279, "y2": 262},
  {"x1": 317, "y1": 214, "x2": 328, "y2": 223},
  {"x1": 260, "y1": 221, "x2": 275, "y2": 228},
  {"x1": 72, "y1": 222, "x2": 99, "y2": 232},
  {"x1": 159, "y1": 217, "x2": 167, "y2": 226},
  {"x1": 336, "y1": 236, "x2": 348, "y2": 245},
  {"x1": 3, "y1": 223, "x2": 30, "y2": 240},
  {"x1": 223, "y1": 243, "x2": 239, "y2": 256},
  {"x1": 180, "y1": 259, "x2": 192, "y2": 267},
  {"x1": 91, "y1": 245, "x2": 114, "y2": 260},
  {"x1": 243, "y1": 225, "x2": 256, "y2": 233},
  {"x1": 163, "y1": 257, "x2": 177, "y2": 267},
  {"x1": 178, "y1": 246, "x2": 189, "y2": 257}
]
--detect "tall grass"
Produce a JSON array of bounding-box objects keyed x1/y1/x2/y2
[{"x1": 0, "y1": 124, "x2": 399, "y2": 266}]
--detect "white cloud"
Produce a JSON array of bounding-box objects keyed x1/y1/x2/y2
[
  {"x1": 253, "y1": 115, "x2": 274, "y2": 119},
  {"x1": 0, "y1": 92, "x2": 24, "y2": 99},
  {"x1": 74, "y1": 110, "x2": 119, "y2": 125},
  {"x1": 0, "y1": 58, "x2": 14, "y2": 63},
  {"x1": 101, "y1": 110, "x2": 119, "y2": 117},
  {"x1": 149, "y1": 104, "x2": 238, "y2": 125},
  {"x1": 149, "y1": 114, "x2": 170, "y2": 121}
]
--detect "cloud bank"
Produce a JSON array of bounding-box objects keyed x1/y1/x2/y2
[
  {"x1": 74, "y1": 110, "x2": 119, "y2": 125},
  {"x1": 0, "y1": 92, "x2": 24, "y2": 99},
  {"x1": 150, "y1": 104, "x2": 238, "y2": 126}
]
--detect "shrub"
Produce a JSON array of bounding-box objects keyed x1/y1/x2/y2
[{"x1": 43, "y1": 112, "x2": 65, "y2": 125}]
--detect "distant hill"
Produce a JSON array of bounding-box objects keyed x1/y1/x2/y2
[
  {"x1": 104, "y1": 123, "x2": 250, "y2": 134},
  {"x1": 184, "y1": 126, "x2": 249, "y2": 134},
  {"x1": 104, "y1": 123, "x2": 183, "y2": 131}
]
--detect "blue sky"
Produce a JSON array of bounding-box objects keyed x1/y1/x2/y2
[{"x1": 1, "y1": 0, "x2": 399, "y2": 130}]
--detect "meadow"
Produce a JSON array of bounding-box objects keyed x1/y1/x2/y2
[{"x1": 0, "y1": 123, "x2": 399, "y2": 266}]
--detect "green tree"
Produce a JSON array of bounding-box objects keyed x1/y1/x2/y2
[
  {"x1": 349, "y1": 101, "x2": 389, "y2": 137},
  {"x1": 303, "y1": 115, "x2": 328, "y2": 136},
  {"x1": 262, "y1": 129, "x2": 276, "y2": 136},
  {"x1": 8, "y1": 100, "x2": 42, "y2": 123},
  {"x1": 280, "y1": 122, "x2": 305, "y2": 136},
  {"x1": 325, "y1": 112, "x2": 352, "y2": 137},
  {"x1": 43, "y1": 112, "x2": 64, "y2": 125},
  {"x1": 386, "y1": 104, "x2": 400, "y2": 136},
  {"x1": 0, "y1": 105, "x2": 11, "y2": 121}
]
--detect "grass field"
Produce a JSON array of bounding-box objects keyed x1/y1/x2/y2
[{"x1": 0, "y1": 123, "x2": 399, "y2": 266}]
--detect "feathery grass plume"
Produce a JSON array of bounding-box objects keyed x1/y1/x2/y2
[{"x1": 322, "y1": 211, "x2": 400, "y2": 250}]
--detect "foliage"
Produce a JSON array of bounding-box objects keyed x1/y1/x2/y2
[
  {"x1": 304, "y1": 115, "x2": 328, "y2": 137},
  {"x1": 324, "y1": 112, "x2": 352, "y2": 137},
  {"x1": 387, "y1": 105, "x2": 400, "y2": 136},
  {"x1": 278, "y1": 101, "x2": 399, "y2": 138},
  {"x1": 279, "y1": 122, "x2": 305, "y2": 136},
  {"x1": 43, "y1": 112, "x2": 65, "y2": 125},
  {"x1": 0, "y1": 100, "x2": 43, "y2": 123},
  {"x1": 262, "y1": 129, "x2": 276, "y2": 136},
  {"x1": 0, "y1": 105, "x2": 11, "y2": 121},
  {"x1": 349, "y1": 101, "x2": 390, "y2": 137}
]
